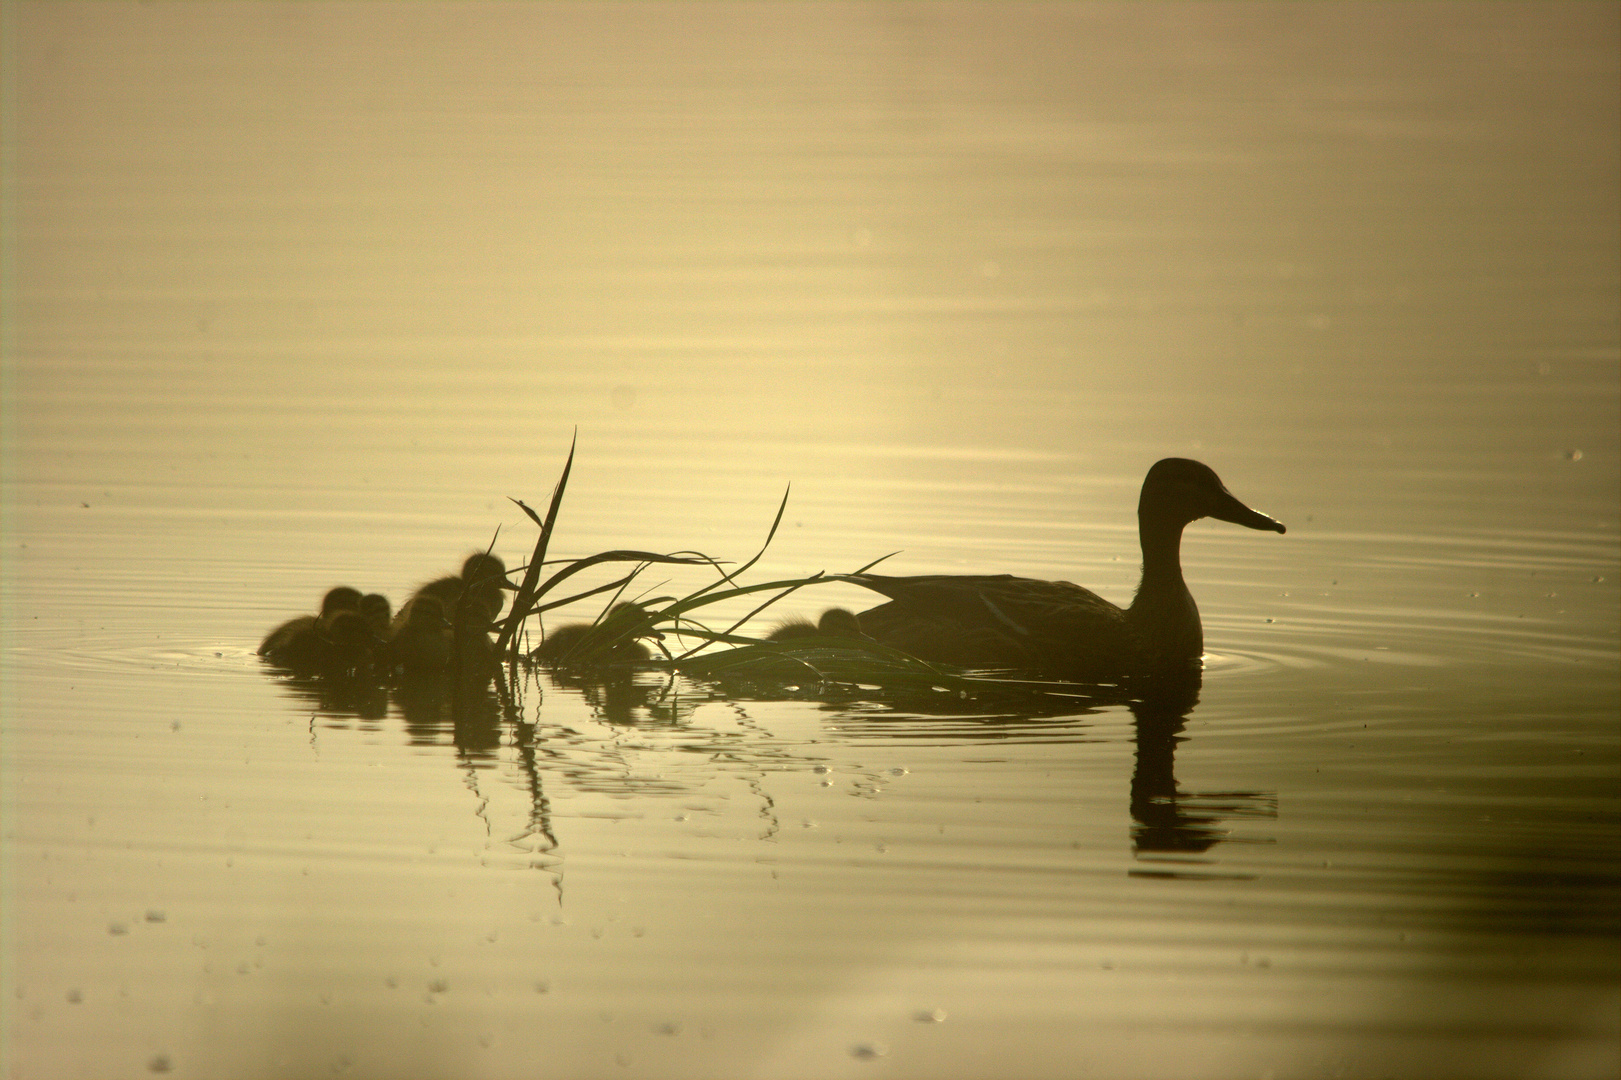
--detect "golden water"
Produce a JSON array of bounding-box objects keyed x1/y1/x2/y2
[{"x1": 6, "y1": 4, "x2": 1617, "y2": 1078}]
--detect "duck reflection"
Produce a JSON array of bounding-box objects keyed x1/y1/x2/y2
[
  {"x1": 1127, "y1": 685, "x2": 1277, "y2": 868},
  {"x1": 263, "y1": 636, "x2": 1274, "y2": 874}
]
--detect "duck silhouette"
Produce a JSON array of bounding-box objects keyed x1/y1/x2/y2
[
  {"x1": 399, "y1": 553, "x2": 509, "y2": 632},
  {"x1": 533, "y1": 602, "x2": 653, "y2": 664},
  {"x1": 766, "y1": 607, "x2": 869, "y2": 642},
  {"x1": 833, "y1": 459, "x2": 1284, "y2": 679},
  {"x1": 358, "y1": 593, "x2": 392, "y2": 638},
  {"x1": 260, "y1": 587, "x2": 361, "y2": 657},
  {"x1": 259, "y1": 587, "x2": 377, "y2": 674},
  {"x1": 384, "y1": 593, "x2": 453, "y2": 675}
]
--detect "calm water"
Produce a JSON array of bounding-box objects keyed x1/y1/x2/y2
[{"x1": 6, "y1": 4, "x2": 1618, "y2": 1079}]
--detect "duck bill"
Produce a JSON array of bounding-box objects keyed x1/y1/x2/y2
[{"x1": 1210, "y1": 489, "x2": 1286, "y2": 534}]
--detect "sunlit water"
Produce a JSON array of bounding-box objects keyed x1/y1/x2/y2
[{"x1": 6, "y1": 5, "x2": 1618, "y2": 1079}]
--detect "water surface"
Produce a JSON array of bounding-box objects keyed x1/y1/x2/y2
[{"x1": 5, "y1": 4, "x2": 1618, "y2": 1079}]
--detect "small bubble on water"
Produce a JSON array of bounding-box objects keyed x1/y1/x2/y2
[
  {"x1": 1563, "y1": 448, "x2": 1583, "y2": 461},
  {"x1": 851, "y1": 1042, "x2": 889, "y2": 1060},
  {"x1": 427, "y1": 978, "x2": 449, "y2": 994},
  {"x1": 66, "y1": 989, "x2": 83, "y2": 1004},
  {"x1": 914, "y1": 1008, "x2": 946, "y2": 1023},
  {"x1": 888, "y1": 767, "x2": 908, "y2": 776},
  {"x1": 533, "y1": 980, "x2": 550, "y2": 994},
  {"x1": 145, "y1": 910, "x2": 166, "y2": 923},
  {"x1": 147, "y1": 1055, "x2": 173, "y2": 1074},
  {"x1": 108, "y1": 922, "x2": 129, "y2": 936}
]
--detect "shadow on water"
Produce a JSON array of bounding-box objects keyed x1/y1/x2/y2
[{"x1": 264, "y1": 655, "x2": 1277, "y2": 875}]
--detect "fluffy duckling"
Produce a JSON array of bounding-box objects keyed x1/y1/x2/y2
[
  {"x1": 408, "y1": 552, "x2": 509, "y2": 630},
  {"x1": 260, "y1": 588, "x2": 378, "y2": 675},
  {"x1": 384, "y1": 593, "x2": 453, "y2": 675},
  {"x1": 766, "y1": 607, "x2": 867, "y2": 642},
  {"x1": 533, "y1": 602, "x2": 652, "y2": 665},
  {"x1": 358, "y1": 593, "x2": 392, "y2": 639},
  {"x1": 259, "y1": 586, "x2": 364, "y2": 661}
]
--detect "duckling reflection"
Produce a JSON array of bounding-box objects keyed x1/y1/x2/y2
[{"x1": 812, "y1": 459, "x2": 1283, "y2": 679}]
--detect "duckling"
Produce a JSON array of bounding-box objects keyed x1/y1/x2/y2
[
  {"x1": 316, "y1": 610, "x2": 380, "y2": 676},
  {"x1": 384, "y1": 593, "x2": 453, "y2": 675},
  {"x1": 259, "y1": 586, "x2": 363, "y2": 661},
  {"x1": 405, "y1": 552, "x2": 510, "y2": 631},
  {"x1": 766, "y1": 616, "x2": 817, "y2": 641},
  {"x1": 358, "y1": 593, "x2": 392, "y2": 639},
  {"x1": 260, "y1": 600, "x2": 379, "y2": 676},
  {"x1": 533, "y1": 602, "x2": 652, "y2": 664},
  {"x1": 834, "y1": 458, "x2": 1285, "y2": 679},
  {"x1": 766, "y1": 607, "x2": 867, "y2": 641}
]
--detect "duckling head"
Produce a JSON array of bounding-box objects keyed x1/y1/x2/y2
[
  {"x1": 404, "y1": 593, "x2": 452, "y2": 630},
  {"x1": 359, "y1": 594, "x2": 392, "y2": 636},
  {"x1": 319, "y1": 587, "x2": 364, "y2": 618},
  {"x1": 321, "y1": 610, "x2": 380, "y2": 675},
  {"x1": 817, "y1": 608, "x2": 864, "y2": 637},
  {"x1": 460, "y1": 553, "x2": 509, "y2": 619}
]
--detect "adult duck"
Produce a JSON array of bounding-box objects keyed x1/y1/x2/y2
[{"x1": 836, "y1": 458, "x2": 1284, "y2": 679}]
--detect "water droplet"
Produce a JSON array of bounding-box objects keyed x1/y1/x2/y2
[
  {"x1": 108, "y1": 922, "x2": 128, "y2": 936},
  {"x1": 914, "y1": 1008, "x2": 946, "y2": 1023},
  {"x1": 851, "y1": 1042, "x2": 889, "y2": 1060},
  {"x1": 145, "y1": 910, "x2": 166, "y2": 923},
  {"x1": 427, "y1": 978, "x2": 449, "y2": 994}
]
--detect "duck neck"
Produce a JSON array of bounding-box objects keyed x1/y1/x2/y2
[
  {"x1": 1133, "y1": 512, "x2": 1190, "y2": 608},
  {"x1": 1127, "y1": 511, "x2": 1204, "y2": 672}
]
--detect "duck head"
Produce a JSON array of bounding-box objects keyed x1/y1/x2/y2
[{"x1": 1139, "y1": 458, "x2": 1286, "y2": 534}]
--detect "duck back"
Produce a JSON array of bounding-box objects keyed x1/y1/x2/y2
[{"x1": 850, "y1": 574, "x2": 1133, "y2": 674}]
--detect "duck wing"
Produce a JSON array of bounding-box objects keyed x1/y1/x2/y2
[{"x1": 840, "y1": 573, "x2": 1131, "y2": 672}]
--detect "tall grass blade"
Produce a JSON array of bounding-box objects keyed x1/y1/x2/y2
[{"x1": 497, "y1": 432, "x2": 577, "y2": 654}]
